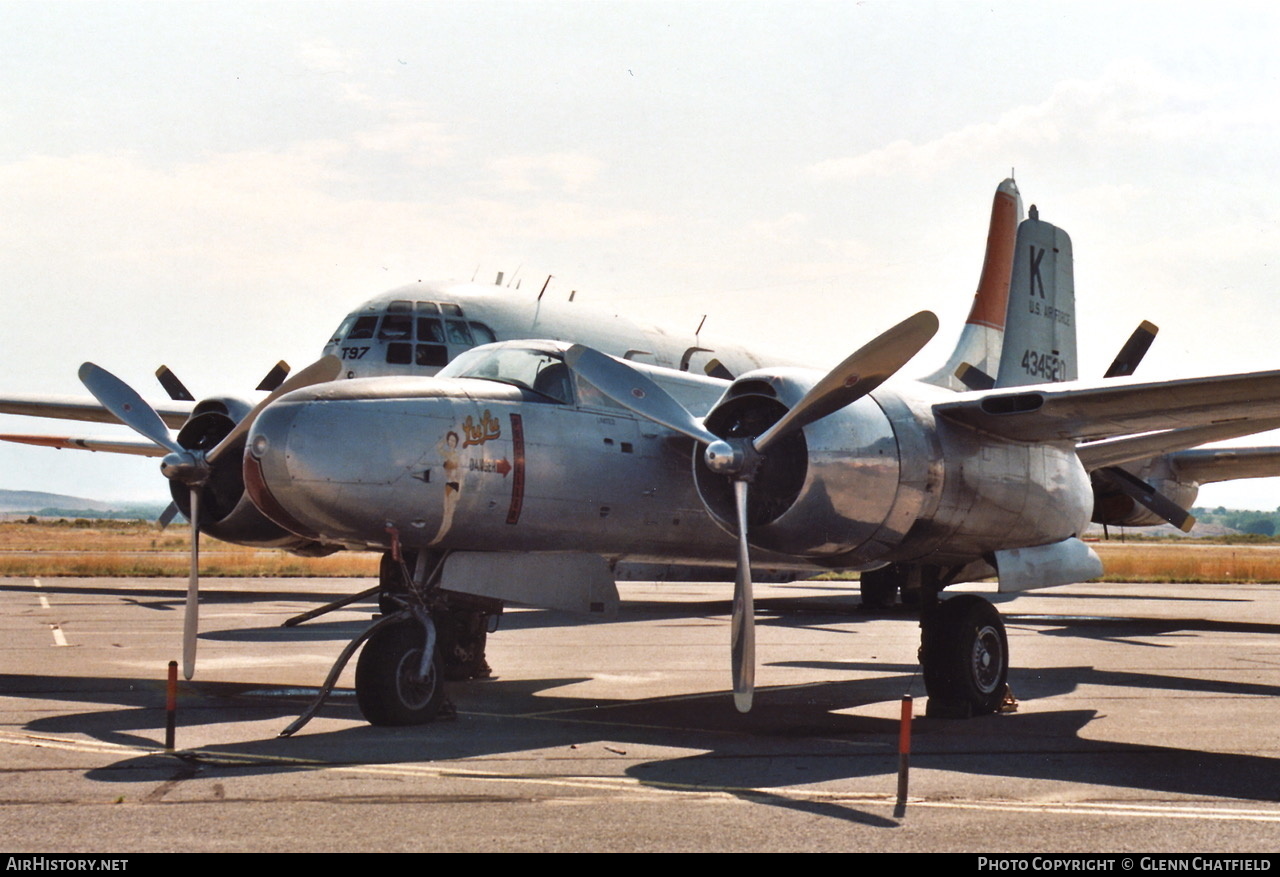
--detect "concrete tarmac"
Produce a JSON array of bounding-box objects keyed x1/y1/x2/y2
[{"x1": 1, "y1": 575, "x2": 1278, "y2": 853}]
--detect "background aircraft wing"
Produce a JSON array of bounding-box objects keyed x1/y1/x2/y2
[
  {"x1": 0, "y1": 433, "x2": 168, "y2": 457},
  {"x1": 1076, "y1": 417, "x2": 1280, "y2": 470},
  {"x1": 933, "y1": 370, "x2": 1280, "y2": 443},
  {"x1": 0, "y1": 394, "x2": 192, "y2": 428},
  {"x1": 1165, "y1": 446, "x2": 1280, "y2": 484}
]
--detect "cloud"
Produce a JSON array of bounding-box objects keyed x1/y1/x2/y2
[
  {"x1": 808, "y1": 60, "x2": 1220, "y2": 184},
  {"x1": 488, "y1": 152, "x2": 607, "y2": 193}
]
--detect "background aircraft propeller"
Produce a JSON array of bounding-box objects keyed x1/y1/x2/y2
[
  {"x1": 1093, "y1": 320, "x2": 1197, "y2": 531},
  {"x1": 78, "y1": 355, "x2": 340, "y2": 679},
  {"x1": 566, "y1": 310, "x2": 938, "y2": 711}
]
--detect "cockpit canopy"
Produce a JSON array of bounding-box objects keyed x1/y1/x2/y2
[
  {"x1": 441, "y1": 342, "x2": 574, "y2": 404},
  {"x1": 441, "y1": 340, "x2": 727, "y2": 415}
]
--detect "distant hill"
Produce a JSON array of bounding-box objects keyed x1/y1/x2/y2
[{"x1": 0, "y1": 488, "x2": 169, "y2": 520}]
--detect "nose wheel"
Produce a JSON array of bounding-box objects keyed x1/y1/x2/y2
[
  {"x1": 356, "y1": 618, "x2": 446, "y2": 725},
  {"x1": 920, "y1": 594, "x2": 1009, "y2": 718}
]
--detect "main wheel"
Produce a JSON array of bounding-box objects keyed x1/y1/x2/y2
[
  {"x1": 859, "y1": 565, "x2": 900, "y2": 611},
  {"x1": 355, "y1": 620, "x2": 445, "y2": 726},
  {"x1": 920, "y1": 594, "x2": 1008, "y2": 718}
]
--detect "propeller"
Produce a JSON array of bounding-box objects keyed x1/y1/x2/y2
[
  {"x1": 566, "y1": 310, "x2": 939, "y2": 711},
  {"x1": 1103, "y1": 320, "x2": 1158, "y2": 379},
  {"x1": 78, "y1": 355, "x2": 340, "y2": 678},
  {"x1": 1094, "y1": 320, "x2": 1193, "y2": 530}
]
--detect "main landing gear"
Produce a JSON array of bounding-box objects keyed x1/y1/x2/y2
[{"x1": 919, "y1": 593, "x2": 1010, "y2": 718}]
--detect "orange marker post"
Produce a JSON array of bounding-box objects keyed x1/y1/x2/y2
[
  {"x1": 165, "y1": 660, "x2": 178, "y2": 750},
  {"x1": 894, "y1": 694, "x2": 912, "y2": 817}
]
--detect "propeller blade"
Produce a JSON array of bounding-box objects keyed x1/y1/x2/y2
[
  {"x1": 1104, "y1": 320, "x2": 1159, "y2": 379},
  {"x1": 79, "y1": 363, "x2": 185, "y2": 455},
  {"x1": 564, "y1": 345, "x2": 720, "y2": 445},
  {"x1": 754, "y1": 311, "x2": 939, "y2": 454},
  {"x1": 1096, "y1": 466, "x2": 1196, "y2": 532},
  {"x1": 206, "y1": 355, "x2": 341, "y2": 463},
  {"x1": 255, "y1": 361, "x2": 291, "y2": 392},
  {"x1": 155, "y1": 365, "x2": 195, "y2": 401},
  {"x1": 157, "y1": 501, "x2": 180, "y2": 530},
  {"x1": 183, "y1": 487, "x2": 200, "y2": 679},
  {"x1": 730, "y1": 479, "x2": 755, "y2": 712}
]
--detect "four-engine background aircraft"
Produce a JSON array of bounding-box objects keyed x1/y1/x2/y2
[{"x1": 5, "y1": 178, "x2": 1280, "y2": 730}]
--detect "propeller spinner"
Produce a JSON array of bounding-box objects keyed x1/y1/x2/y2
[{"x1": 566, "y1": 310, "x2": 939, "y2": 711}]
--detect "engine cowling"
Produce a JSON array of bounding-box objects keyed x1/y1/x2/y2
[
  {"x1": 169, "y1": 402, "x2": 339, "y2": 556},
  {"x1": 693, "y1": 372, "x2": 908, "y2": 567}
]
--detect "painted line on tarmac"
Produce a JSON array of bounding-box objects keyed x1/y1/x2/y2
[{"x1": 3, "y1": 730, "x2": 1278, "y2": 823}]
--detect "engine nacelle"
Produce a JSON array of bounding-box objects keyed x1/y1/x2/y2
[
  {"x1": 169, "y1": 405, "x2": 339, "y2": 556},
  {"x1": 694, "y1": 372, "x2": 912, "y2": 567},
  {"x1": 1091, "y1": 457, "x2": 1200, "y2": 528},
  {"x1": 693, "y1": 371, "x2": 1094, "y2": 570}
]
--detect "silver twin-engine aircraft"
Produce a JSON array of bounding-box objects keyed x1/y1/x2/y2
[{"x1": 6, "y1": 178, "x2": 1280, "y2": 731}]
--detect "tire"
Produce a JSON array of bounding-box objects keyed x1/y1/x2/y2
[
  {"x1": 355, "y1": 620, "x2": 446, "y2": 726},
  {"x1": 859, "y1": 565, "x2": 900, "y2": 610},
  {"x1": 920, "y1": 595, "x2": 1008, "y2": 718}
]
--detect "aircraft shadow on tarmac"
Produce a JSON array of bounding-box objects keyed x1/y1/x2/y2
[{"x1": 8, "y1": 590, "x2": 1279, "y2": 822}]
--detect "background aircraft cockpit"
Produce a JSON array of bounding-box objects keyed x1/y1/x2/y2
[{"x1": 324, "y1": 298, "x2": 498, "y2": 379}]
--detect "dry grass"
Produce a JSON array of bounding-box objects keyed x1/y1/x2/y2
[
  {"x1": 0, "y1": 521, "x2": 379, "y2": 577},
  {"x1": 7, "y1": 521, "x2": 1280, "y2": 582},
  {"x1": 1091, "y1": 541, "x2": 1280, "y2": 583}
]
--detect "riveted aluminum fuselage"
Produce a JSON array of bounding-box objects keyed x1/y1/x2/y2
[{"x1": 247, "y1": 373, "x2": 755, "y2": 565}]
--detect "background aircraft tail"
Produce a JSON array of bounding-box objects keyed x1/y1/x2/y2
[{"x1": 922, "y1": 177, "x2": 1022, "y2": 391}]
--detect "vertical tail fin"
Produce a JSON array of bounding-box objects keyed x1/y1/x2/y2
[
  {"x1": 994, "y1": 205, "x2": 1078, "y2": 387},
  {"x1": 921, "y1": 178, "x2": 1023, "y2": 390}
]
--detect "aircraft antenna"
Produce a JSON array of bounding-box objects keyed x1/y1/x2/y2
[
  {"x1": 569, "y1": 290, "x2": 576, "y2": 302},
  {"x1": 471, "y1": 265, "x2": 480, "y2": 282},
  {"x1": 538, "y1": 275, "x2": 553, "y2": 301},
  {"x1": 695, "y1": 314, "x2": 707, "y2": 338}
]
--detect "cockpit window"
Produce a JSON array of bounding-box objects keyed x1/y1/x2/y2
[
  {"x1": 441, "y1": 303, "x2": 464, "y2": 317},
  {"x1": 469, "y1": 321, "x2": 497, "y2": 345},
  {"x1": 440, "y1": 346, "x2": 573, "y2": 404},
  {"x1": 348, "y1": 315, "x2": 378, "y2": 340},
  {"x1": 378, "y1": 313, "x2": 413, "y2": 340},
  {"x1": 387, "y1": 300, "x2": 413, "y2": 314},
  {"x1": 445, "y1": 319, "x2": 474, "y2": 345},
  {"x1": 418, "y1": 317, "x2": 445, "y2": 343},
  {"x1": 416, "y1": 301, "x2": 439, "y2": 314},
  {"x1": 329, "y1": 315, "x2": 357, "y2": 346}
]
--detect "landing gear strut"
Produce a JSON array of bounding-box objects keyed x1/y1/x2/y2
[{"x1": 920, "y1": 594, "x2": 1009, "y2": 718}]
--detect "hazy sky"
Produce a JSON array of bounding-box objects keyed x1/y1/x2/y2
[{"x1": 4, "y1": 1, "x2": 1280, "y2": 509}]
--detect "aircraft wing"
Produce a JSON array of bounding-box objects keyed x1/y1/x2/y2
[
  {"x1": 1075, "y1": 417, "x2": 1280, "y2": 470},
  {"x1": 933, "y1": 370, "x2": 1280, "y2": 443},
  {"x1": 0, "y1": 394, "x2": 192, "y2": 429},
  {"x1": 0, "y1": 433, "x2": 167, "y2": 457},
  {"x1": 1166, "y1": 446, "x2": 1280, "y2": 484}
]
